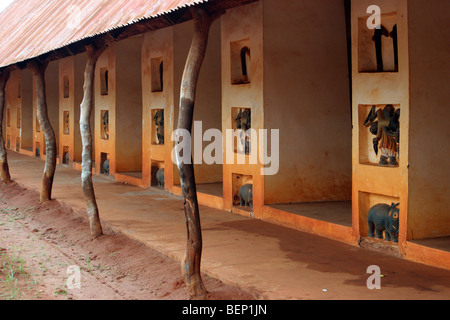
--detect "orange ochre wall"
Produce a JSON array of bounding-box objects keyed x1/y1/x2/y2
[
  {"x1": 406, "y1": 0, "x2": 450, "y2": 240},
  {"x1": 263, "y1": 0, "x2": 352, "y2": 205}
]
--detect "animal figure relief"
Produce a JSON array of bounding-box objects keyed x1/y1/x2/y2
[
  {"x1": 64, "y1": 112, "x2": 70, "y2": 134},
  {"x1": 235, "y1": 108, "x2": 251, "y2": 154},
  {"x1": 102, "y1": 111, "x2": 109, "y2": 140},
  {"x1": 364, "y1": 105, "x2": 400, "y2": 166},
  {"x1": 156, "y1": 168, "x2": 164, "y2": 187},
  {"x1": 368, "y1": 202, "x2": 399, "y2": 243},
  {"x1": 103, "y1": 158, "x2": 110, "y2": 175},
  {"x1": 238, "y1": 184, "x2": 253, "y2": 210},
  {"x1": 153, "y1": 110, "x2": 164, "y2": 145}
]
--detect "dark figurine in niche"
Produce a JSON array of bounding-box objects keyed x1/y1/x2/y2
[
  {"x1": 238, "y1": 184, "x2": 253, "y2": 210},
  {"x1": 368, "y1": 202, "x2": 400, "y2": 243},
  {"x1": 235, "y1": 108, "x2": 251, "y2": 154},
  {"x1": 372, "y1": 25, "x2": 389, "y2": 72},
  {"x1": 390, "y1": 24, "x2": 398, "y2": 72},
  {"x1": 153, "y1": 110, "x2": 164, "y2": 145},
  {"x1": 102, "y1": 110, "x2": 109, "y2": 140},
  {"x1": 64, "y1": 112, "x2": 70, "y2": 134},
  {"x1": 156, "y1": 168, "x2": 164, "y2": 187},
  {"x1": 104, "y1": 70, "x2": 109, "y2": 94},
  {"x1": 240, "y1": 47, "x2": 250, "y2": 84},
  {"x1": 159, "y1": 61, "x2": 164, "y2": 92},
  {"x1": 103, "y1": 158, "x2": 110, "y2": 175},
  {"x1": 364, "y1": 105, "x2": 400, "y2": 166},
  {"x1": 35, "y1": 147, "x2": 40, "y2": 158},
  {"x1": 372, "y1": 24, "x2": 399, "y2": 72},
  {"x1": 64, "y1": 152, "x2": 69, "y2": 165}
]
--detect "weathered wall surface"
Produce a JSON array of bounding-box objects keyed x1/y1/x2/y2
[
  {"x1": 46, "y1": 60, "x2": 59, "y2": 153},
  {"x1": 263, "y1": 0, "x2": 352, "y2": 205},
  {"x1": 142, "y1": 27, "x2": 174, "y2": 187},
  {"x1": 95, "y1": 45, "x2": 116, "y2": 175},
  {"x1": 73, "y1": 53, "x2": 89, "y2": 164},
  {"x1": 221, "y1": 1, "x2": 265, "y2": 215},
  {"x1": 173, "y1": 19, "x2": 223, "y2": 185},
  {"x1": 116, "y1": 35, "x2": 143, "y2": 173},
  {"x1": 59, "y1": 57, "x2": 74, "y2": 164},
  {"x1": 20, "y1": 69, "x2": 33, "y2": 150},
  {"x1": 351, "y1": 0, "x2": 410, "y2": 244},
  {"x1": 5, "y1": 71, "x2": 21, "y2": 152},
  {"x1": 407, "y1": 0, "x2": 450, "y2": 239}
]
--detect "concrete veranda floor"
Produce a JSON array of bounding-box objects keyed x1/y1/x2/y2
[{"x1": 4, "y1": 151, "x2": 450, "y2": 300}]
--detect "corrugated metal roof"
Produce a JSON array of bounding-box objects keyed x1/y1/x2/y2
[{"x1": 0, "y1": 0, "x2": 208, "y2": 69}]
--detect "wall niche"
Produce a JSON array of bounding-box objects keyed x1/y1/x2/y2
[
  {"x1": 230, "y1": 38, "x2": 251, "y2": 85},
  {"x1": 15, "y1": 137, "x2": 20, "y2": 152},
  {"x1": 17, "y1": 108, "x2": 21, "y2": 129},
  {"x1": 358, "y1": 13, "x2": 398, "y2": 73},
  {"x1": 150, "y1": 160, "x2": 164, "y2": 187},
  {"x1": 35, "y1": 141, "x2": 40, "y2": 157},
  {"x1": 151, "y1": 109, "x2": 164, "y2": 145},
  {"x1": 232, "y1": 107, "x2": 252, "y2": 154},
  {"x1": 359, "y1": 191, "x2": 400, "y2": 243},
  {"x1": 100, "y1": 68, "x2": 109, "y2": 96},
  {"x1": 232, "y1": 173, "x2": 253, "y2": 210},
  {"x1": 6, "y1": 108, "x2": 10, "y2": 127},
  {"x1": 35, "y1": 116, "x2": 41, "y2": 132},
  {"x1": 63, "y1": 111, "x2": 70, "y2": 135},
  {"x1": 359, "y1": 104, "x2": 400, "y2": 167},
  {"x1": 100, "y1": 110, "x2": 109, "y2": 140},
  {"x1": 100, "y1": 152, "x2": 110, "y2": 175},
  {"x1": 63, "y1": 75, "x2": 70, "y2": 98},
  {"x1": 62, "y1": 146, "x2": 69, "y2": 165},
  {"x1": 151, "y1": 57, "x2": 164, "y2": 92}
]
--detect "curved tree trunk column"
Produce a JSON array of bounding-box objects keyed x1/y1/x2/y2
[
  {"x1": 28, "y1": 61, "x2": 57, "y2": 202},
  {"x1": 0, "y1": 70, "x2": 12, "y2": 184},
  {"x1": 176, "y1": 7, "x2": 217, "y2": 299},
  {"x1": 80, "y1": 44, "x2": 107, "y2": 238}
]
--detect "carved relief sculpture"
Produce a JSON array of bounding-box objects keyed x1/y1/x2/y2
[
  {"x1": 235, "y1": 108, "x2": 251, "y2": 154},
  {"x1": 372, "y1": 24, "x2": 398, "y2": 72},
  {"x1": 102, "y1": 110, "x2": 109, "y2": 140},
  {"x1": 156, "y1": 168, "x2": 164, "y2": 187},
  {"x1": 364, "y1": 105, "x2": 400, "y2": 166},
  {"x1": 64, "y1": 111, "x2": 70, "y2": 134},
  {"x1": 103, "y1": 158, "x2": 110, "y2": 175},
  {"x1": 368, "y1": 203, "x2": 400, "y2": 243},
  {"x1": 238, "y1": 184, "x2": 253, "y2": 209},
  {"x1": 153, "y1": 110, "x2": 164, "y2": 145}
]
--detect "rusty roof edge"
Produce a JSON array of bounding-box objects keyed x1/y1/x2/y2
[
  {"x1": 0, "y1": 0, "x2": 258, "y2": 72},
  {"x1": 0, "y1": 0, "x2": 207, "y2": 71}
]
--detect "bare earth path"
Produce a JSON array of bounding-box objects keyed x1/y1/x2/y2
[
  {"x1": 3, "y1": 152, "x2": 450, "y2": 301},
  {"x1": 0, "y1": 182, "x2": 253, "y2": 300}
]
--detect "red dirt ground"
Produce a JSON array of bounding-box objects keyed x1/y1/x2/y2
[{"x1": 0, "y1": 182, "x2": 254, "y2": 300}]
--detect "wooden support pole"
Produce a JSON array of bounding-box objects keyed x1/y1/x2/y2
[
  {"x1": 80, "y1": 44, "x2": 107, "y2": 238},
  {"x1": 28, "y1": 61, "x2": 57, "y2": 202},
  {"x1": 0, "y1": 70, "x2": 12, "y2": 184},
  {"x1": 176, "y1": 7, "x2": 218, "y2": 299}
]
